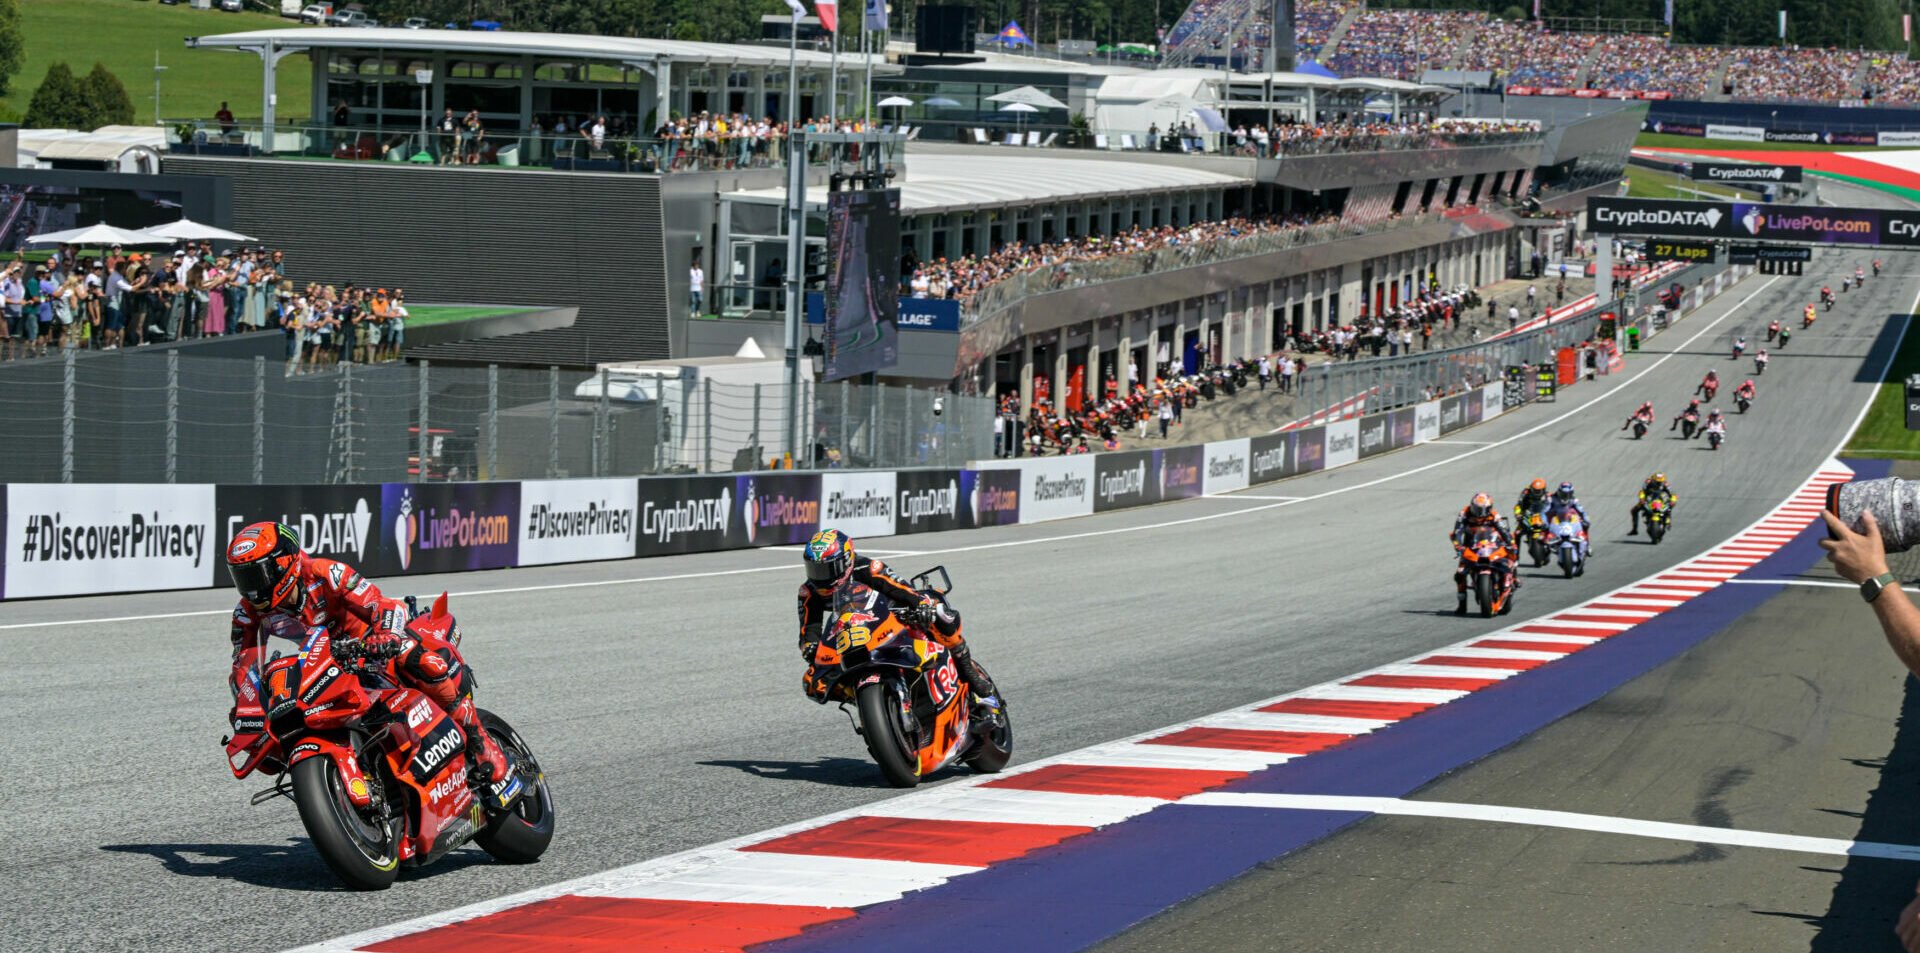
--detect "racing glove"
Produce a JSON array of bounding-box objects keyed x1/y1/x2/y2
[{"x1": 361, "y1": 631, "x2": 405, "y2": 660}]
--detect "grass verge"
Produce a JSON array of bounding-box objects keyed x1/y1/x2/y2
[
  {"x1": 1844, "y1": 317, "x2": 1920, "y2": 459},
  {"x1": 406, "y1": 305, "x2": 532, "y2": 328},
  {"x1": 11, "y1": 0, "x2": 311, "y2": 123}
]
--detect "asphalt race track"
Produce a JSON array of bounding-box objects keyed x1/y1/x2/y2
[{"x1": 3, "y1": 185, "x2": 1914, "y2": 953}]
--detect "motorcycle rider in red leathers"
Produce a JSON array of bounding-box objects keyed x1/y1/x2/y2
[
  {"x1": 224, "y1": 521, "x2": 521, "y2": 811},
  {"x1": 1451, "y1": 493, "x2": 1517, "y2": 615}
]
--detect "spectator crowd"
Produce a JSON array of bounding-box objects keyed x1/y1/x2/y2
[
  {"x1": 900, "y1": 212, "x2": 1342, "y2": 310},
  {"x1": 0, "y1": 242, "x2": 415, "y2": 374}
]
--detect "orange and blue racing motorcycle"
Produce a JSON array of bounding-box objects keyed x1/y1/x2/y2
[{"x1": 802, "y1": 567, "x2": 1013, "y2": 788}]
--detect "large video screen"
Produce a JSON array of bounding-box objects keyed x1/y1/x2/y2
[
  {"x1": 0, "y1": 184, "x2": 186, "y2": 254},
  {"x1": 824, "y1": 188, "x2": 901, "y2": 382}
]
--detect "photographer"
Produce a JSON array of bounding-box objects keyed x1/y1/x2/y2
[{"x1": 1822, "y1": 499, "x2": 1920, "y2": 952}]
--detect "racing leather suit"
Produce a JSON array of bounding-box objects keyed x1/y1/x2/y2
[
  {"x1": 228, "y1": 558, "x2": 513, "y2": 796},
  {"x1": 798, "y1": 555, "x2": 998, "y2": 698},
  {"x1": 1451, "y1": 510, "x2": 1517, "y2": 596},
  {"x1": 1514, "y1": 489, "x2": 1549, "y2": 541},
  {"x1": 1671, "y1": 400, "x2": 1701, "y2": 431},
  {"x1": 1630, "y1": 482, "x2": 1677, "y2": 533}
]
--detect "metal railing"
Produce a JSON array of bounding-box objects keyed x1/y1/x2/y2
[
  {"x1": 166, "y1": 120, "x2": 901, "y2": 174},
  {"x1": 1283, "y1": 259, "x2": 1735, "y2": 425},
  {"x1": 957, "y1": 211, "x2": 1453, "y2": 328},
  {"x1": 0, "y1": 353, "x2": 991, "y2": 484}
]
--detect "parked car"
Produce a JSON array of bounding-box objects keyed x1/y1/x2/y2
[
  {"x1": 219, "y1": 0, "x2": 245, "y2": 11},
  {"x1": 299, "y1": 4, "x2": 332, "y2": 23},
  {"x1": 281, "y1": 0, "x2": 305, "y2": 17},
  {"x1": 328, "y1": 9, "x2": 372, "y2": 27},
  {"x1": 403, "y1": 16, "x2": 429, "y2": 29}
]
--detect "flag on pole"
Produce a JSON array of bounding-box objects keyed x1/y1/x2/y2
[
  {"x1": 1531, "y1": 0, "x2": 1539, "y2": 19},
  {"x1": 785, "y1": 0, "x2": 805, "y2": 22},
  {"x1": 1778, "y1": 9, "x2": 1786, "y2": 39},
  {"x1": 1906, "y1": 13, "x2": 1913, "y2": 42},
  {"x1": 1663, "y1": 0, "x2": 1673, "y2": 26},
  {"x1": 997, "y1": 20, "x2": 1032, "y2": 46},
  {"x1": 816, "y1": 0, "x2": 838, "y2": 33},
  {"x1": 864, "y1": 0, "x2": 888, "y2": 32}
]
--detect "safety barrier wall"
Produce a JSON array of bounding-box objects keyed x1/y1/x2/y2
[
  {"x1": 0, "y1": 246, "x2": 1761, "y2": 601},
  {"x1": 0, "y1": 382, "x2": 1500, "y2": 602}
]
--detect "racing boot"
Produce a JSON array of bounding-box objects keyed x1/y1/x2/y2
[
  {"x1": 1455, "y1": 590, "x2": 1468, "y2": 616},
  {"x1": 449, "y1": 697, "x2": 523, "y2": 813},
  {"x1": 950, "y1": 642, "x2": 1000, "y2": 708}
]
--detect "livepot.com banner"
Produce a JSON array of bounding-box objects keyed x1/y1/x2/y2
[{"x1": 378, "y1": 482, "x2": 520, "y2": 576}]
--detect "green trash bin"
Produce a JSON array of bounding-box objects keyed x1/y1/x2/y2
[{"x1": 1626, "y1": 325, "x2": 1641, "y2": 351}]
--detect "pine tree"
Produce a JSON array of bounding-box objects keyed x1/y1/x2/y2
[
  {"x1": 0, "y1": 0, "x2": 21, "y2": 97},
  {"x1": 22, "y1": 63, "x2": 86, "y2": 130},
  {"x1": 80, "y1": 64, "x2": 137, "y2": 129}
]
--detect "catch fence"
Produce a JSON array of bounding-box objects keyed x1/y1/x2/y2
[{"x1": 0, "y1": 354, "x2": 992, "y2": 485}]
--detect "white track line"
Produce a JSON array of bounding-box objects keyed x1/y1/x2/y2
[{"x1": 1178, "y1": 793, "x2": 1920, "y2": 861}]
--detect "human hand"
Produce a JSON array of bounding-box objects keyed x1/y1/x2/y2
[
  {"x1": 1897, "y1": 881, "x2": 1920, "y2": 952},
  {"x1": 1821, "y1": 509, "x2": 1892, "y2": 584}
]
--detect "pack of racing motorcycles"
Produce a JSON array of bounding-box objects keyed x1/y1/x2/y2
[
  {"x1": 1448, "y1": 259, "x2": 1871, "y2": 619},
  {"x1": 209, "y1": 261, "x2": 1867, "y2": 888}
]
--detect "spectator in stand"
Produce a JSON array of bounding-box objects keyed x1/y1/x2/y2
[
  {"x1": 1587, "y1": 35, "x2": 1723, "y2": 99},
  {"x1": 216, "y1": 101, "x2": 238, "y2": 140},
  {"x1": 1724, "y1": 46, "x2": 1863, "y2": 101},
  {"x1": 1328, "y1": 9, "x2": 1484, "y2": 81},
  {"x1": 1461, "y1": 19, "x2": 1598, "y2": 88}
]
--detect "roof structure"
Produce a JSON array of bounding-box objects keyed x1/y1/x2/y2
[
  {"x1": 188, "y1": 27, "x2": 888, "y2": 71},
  {"x1": 725, "y1": 153, "x2": 1251, "y2": 216}
]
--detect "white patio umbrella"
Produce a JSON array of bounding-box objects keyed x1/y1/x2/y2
[
  {"x1": 26, "y1": 223, "x2": 156, "y2": 246},
  {"x1": 923, "y1": 96, "x2": 962, "y2": 107},
  {"x1": 876, "y1": 95, "x2": 914, "y2": 128},
  {"x1": 985, "y1": 85, "x2": 1068, "y2": 109},
  {"x1": 1000, "y1": 101, "x2": 1039, "y2": 138},
  {"x1": 137, "y1": 218, "x2": 256, "y2": 244}
]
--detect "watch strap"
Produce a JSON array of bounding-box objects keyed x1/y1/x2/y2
[{"x1": 1864, "y1": 572, "x2": 1899, "y2": 603}]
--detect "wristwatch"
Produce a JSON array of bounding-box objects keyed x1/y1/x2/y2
[{"x1": 1862, "y1": 572, "x2": 1899, "y2": 604}]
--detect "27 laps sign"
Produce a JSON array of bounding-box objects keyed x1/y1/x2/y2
[{"x1": 1645, "y1": 240, "x2": 1715, "y2": 263}]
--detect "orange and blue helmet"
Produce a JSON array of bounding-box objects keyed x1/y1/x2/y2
[
  {"x1": 804, "y1": 528, "x2": 855, "y2": 590},
  {"x1": 1466, "y1": 493, "x2": 1494, "y2": 522},
  {"x1": 226, "y1": 521, "x2": 304, "y2": 611}
]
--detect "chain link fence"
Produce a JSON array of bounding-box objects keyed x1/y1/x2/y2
[{"x1": 0, "y1": 353, "x2": 992, "y2": 484}]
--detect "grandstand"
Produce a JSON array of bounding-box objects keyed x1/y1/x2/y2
[{"x1": 1155, "y1": 0, "x2": 1910, "y2": 105}]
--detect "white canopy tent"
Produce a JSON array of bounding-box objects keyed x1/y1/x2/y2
[
  {"x1": 137, "y1": 219, "x2": 257, "y2": 244},
  {"x1": 26, "y1": 223, "x2": 157, "y2": 246},
  {"x1": 984, "y1": 85, "x2": 1068, "y2": 109}
]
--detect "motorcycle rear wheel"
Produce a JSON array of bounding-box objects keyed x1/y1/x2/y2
[
  {"x1": 858, "y1": 681, "x2": 922, "y2": 788},
  {"x1": 473, "y1": 710, "x2": 555, "y2": 864},
  {"x1": 291, "y1": 751, "x2": 400, "y2": 891}
]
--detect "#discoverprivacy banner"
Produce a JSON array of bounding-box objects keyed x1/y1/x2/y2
[
  {"x1": 517, "y1": 478, "x2": 639, "y2": 567},
  {"x1": 6, "y1": 483, "x2": 215, "y2": 598}
]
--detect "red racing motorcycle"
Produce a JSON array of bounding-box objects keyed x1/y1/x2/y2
[{"x1": 224, "y1": 594, "x2": 554, "y2": 890}]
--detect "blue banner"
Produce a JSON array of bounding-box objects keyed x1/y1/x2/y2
[{"x1": 808, "y1": 293, "x2": 961, "y2": 333}]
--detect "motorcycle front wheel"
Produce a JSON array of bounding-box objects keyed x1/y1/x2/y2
[
  {"x1": 858, "y1": 681, "x2": 922, "y2": 788},
  {"x1": 291, "y1": 750, "x2": 400, "y2": 891},
  {"x1": 1649, "y1": 521, "x2": 1666, "y2": 544},
  {"x1": 474, "y1": 710, "x2": 555, "y2": 864},
  {"x1": 1475, "y1": 574, "x2": 1494, "y2": 618}
]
